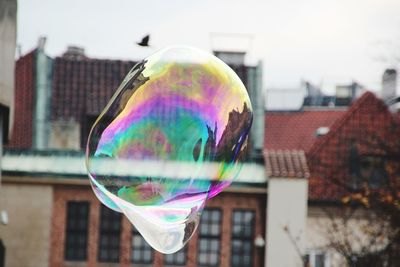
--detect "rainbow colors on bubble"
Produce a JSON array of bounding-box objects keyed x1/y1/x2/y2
[{"x1": 86, "y1": 46, "x2": 253, "y2": 253}]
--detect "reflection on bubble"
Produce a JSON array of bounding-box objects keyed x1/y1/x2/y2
[{"x1": 86, "y1": 46, "x2": 253, "y2": 253}]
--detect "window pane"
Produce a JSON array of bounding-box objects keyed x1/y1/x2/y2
[
  {"x1": 233, "y1": 212, "x2": 241, "y2": 223},
  {"x1": 144, "y1": 250, "x2": 151, "y2": 261},
  {"x1": 198, "y1": 253, "x2": 207, "y2": 265},
  {"x1": 244, "y1": 255, "x2": 251, "y2": 265},
  {"x1": 232, "y1": 255, "x2": 240, "y2": 265},
  {"x1": 315, "y1": 253, "x2": 325, "y2": 267},
  {"x1": 132, "y1": 250, "x2": 140, "y2": 261},
  {"x1": 211, "y1": 224, "x2": 219, "y2": 236},
  {"x1": 233, "y1": 225, "x2": 241, "y2": 236},
  {"x1": 132, "y1": 227, "x2": 154, "y2": 264},
  {"x1": 244, "y1": 226, "x2": 252, "y2": 237},
  {"x1": 243, "y1": 241, "x2": 251, "y2": 252},
  {"x1": 164, "y1": 246, "x2": 187, "y2": 265},
  {"x1": 200, "y1": 223, "x2": 209, "y2": 235},
  {"x1": 211, "y1": 240, "x2": 219, "y2": 251},
  {"x1": 210, "y1": 253, "x2": 218, "y2": 265}
]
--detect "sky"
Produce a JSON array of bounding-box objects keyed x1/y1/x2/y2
[{"x1": 18, "y1": 0, "x2": 400, "y2": 93}]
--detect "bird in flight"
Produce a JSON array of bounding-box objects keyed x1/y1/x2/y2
[{"x1": 137, "y1": 35, "x2": 150, "y2": 47}]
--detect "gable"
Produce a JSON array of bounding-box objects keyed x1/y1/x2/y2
[{"x1": 307, "y1": 92, "x2": 400, "y2": 201}]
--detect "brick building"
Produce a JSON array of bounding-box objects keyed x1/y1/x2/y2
[
  {"x1": 6, "y1": 42, "x2": 396, "y2": 267},
  {"x1": 1, "y1": 45, "x2": 273, "y2": 267}
]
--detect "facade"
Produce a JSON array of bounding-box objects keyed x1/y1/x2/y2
[
  {"x1": 0, "y1": 1, "x2": 17, "y2": 266},
  {"x1": 1, "y1": 151, "x2": 266, "y2": 267},
  {"x1": 264, "y1": 150, "x2": 309, "y2": 267},
  {"x1": 265, "y1": 91, "x2": 400, "y2": 266},
  {"x1": 0, "y1": 0, "x2": 17, "y2": 144},
  {"x1": 1, "y1": 44, "x2": 274, "y2": 267},
  {"x1": 4, "y1": 38, "x2": 398, "y2": 267}
]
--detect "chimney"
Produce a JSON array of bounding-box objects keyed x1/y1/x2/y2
[
  {"x1": 62, "y1": 46, "x2": 86, "y2": 60},
  {"x1": 37, "y1": 36, "x2": 47, "y2": 51},
  {"x1": 382, "y1": 69, "x2": 397, "y2": 100}
]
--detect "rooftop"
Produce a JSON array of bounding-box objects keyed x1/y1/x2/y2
[
  {"x1": 264, "y1": 109, "x2": 346, "y2": 152},
  {"x1": 264, "y1": 150, "x2": 309, "y2": 179}
]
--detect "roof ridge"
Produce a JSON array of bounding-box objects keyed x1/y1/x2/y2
[
  {"x1": 54, "y1": 56, "x2": 136, "y2": 64},
  {"x1": 16, "y1": 49, "x2": 36, "y2": 62},
  {"x1": 265, "y1": 109, "x2": 346, "y2": 114},
  {"x1": 264, "y1": 149, "x2": 309, "y2": 178}
]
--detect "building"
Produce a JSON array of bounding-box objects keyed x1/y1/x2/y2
[
  {"x1": 0, "y1": 0, "x2": 17, "y2": 175},
  {"x1": 1, "y1": 150, "x2": 266, "y2": 267},
  {"x1": 4, "y1": 35, "x2": 399, "y2": 266},
  {"x1": 0, "y1": 43, "x2": 275, "y2": 267},
  {"x1": 265, "y1": 92, "x2": 400, "y2": 266},
  {"x1": 0, "y1": 0, "x2": 17, "y2": 266},
  {"x1": 264, "y1": 150, "x2": 309, "y2": 267},
  {"x1": 303, "y1": 80, "x2": 365, "y2": 108}
]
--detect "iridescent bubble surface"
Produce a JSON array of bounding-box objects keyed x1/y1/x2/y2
[{"x1": 86, "y1": 46, "x2": 252, "y2": 253}]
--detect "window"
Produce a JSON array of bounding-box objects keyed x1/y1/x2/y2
[
  {"x1": 349, "y1": 142, "x2": 389, "y2": 190},
  {"x1": 132, "y1": 227, "x2": 154, "y2": 264},
  {"x1": 65, "y1": 201, "x2": 90, "y2": 261},
  {"x1": 306, "y1": 250, "x2": 330, "y2": 267},
  {"x1": 197, "y1": 208, "x2": 222, "y2": 266},
  {"x1": 98, "y1": 205, "x2": 122, "y2": 262},
  {"x1": 231, "y1": 210, "x2": 255, "y2": 267},
  {"x1": 164, "y1": 246, "x2": 187, "y2": 266}
]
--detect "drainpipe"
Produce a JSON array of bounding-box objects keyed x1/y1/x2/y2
[
  {"x1": 33, "y1": 37, "x2": 53, "y2": 150},
  {"x1": 247, "y1": 60, "x2": 265, "y2": 162},
  {"x1": 0, "y1": 112, "x2": 2, "y2": 184}
]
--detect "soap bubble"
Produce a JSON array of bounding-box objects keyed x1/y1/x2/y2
[{"x1": 86, "y1": 46, "x2": 252, "y2": 253}]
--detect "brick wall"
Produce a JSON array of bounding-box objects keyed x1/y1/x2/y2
[
  {"x1": 50, "y1": 185, "x2": 266, "y2": 267},
  {"x1": 7, "y1": 51, "x2": 35, "y2": 148}
]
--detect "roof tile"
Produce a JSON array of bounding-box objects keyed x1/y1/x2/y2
[
  {"x1": 264, "y1": 150, "x2": 309, "y2": 178},
  {"x1": 265, "y1": 109, "x2": 345, "y2": 152}
]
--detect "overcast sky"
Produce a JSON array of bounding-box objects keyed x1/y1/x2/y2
[{"x1": 18, "y1": 0, "x2": 400, "y2": 93}]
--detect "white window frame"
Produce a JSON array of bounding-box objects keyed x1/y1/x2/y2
[{"x1": 307, "y1": 249, "x2": 331, "y2": 267}]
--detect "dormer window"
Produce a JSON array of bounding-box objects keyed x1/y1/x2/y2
[{"x1": 315, "y1": 127, "x2": 330, "y2": 136}]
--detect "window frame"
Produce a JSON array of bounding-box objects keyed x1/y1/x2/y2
[
  {"x1": 197, "y1": 208, "x2": 222, "y2": 267},
  {"x1": 164, "y1": 245, "x2": 188, "y2": 266},
  {"x1": 131, "y1": 226, "x2": 154, "y2": 264},
  {"x1": 230, "y1": 209, "x2": 255, "y2": 267},
  {"x1": 64, "y1": 201, "x2": 90, "y2": 261},
  {"x1": 306, "y1": 249, "x2": 331, "y2": 267},
  {"x1": 97, "y1": 204, "x2": 122, "y2": 263}
]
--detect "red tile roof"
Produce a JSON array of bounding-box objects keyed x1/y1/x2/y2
[
  {"x1": 265, "y1": 109, "x2": 346, "y2": 152},
  {"x1": 264, "y1": 150, "x2": 309, "y2": 178},
  {"x1": 307, "y1": 92, "x2": 400, "y2": 201}
]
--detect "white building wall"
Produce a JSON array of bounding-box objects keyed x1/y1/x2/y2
[
  {"x1": 306, "y1": 207, "x2": 345, "y2": 266},
  {"x1": 0, "y1": 0, "x2": 17, "y2": 137},
  {"x1": 266, "y1": 178, "x2": 308, "y2": 267},
  {"x1": 0, "y1": 183, "x2": 53, "y2": 267}
]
